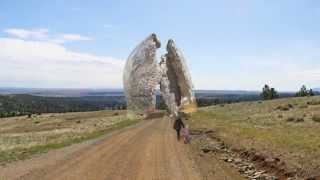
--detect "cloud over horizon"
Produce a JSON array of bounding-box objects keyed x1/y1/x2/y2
[
  {"x1": 4, "y1": 28, "x2": 93, "y2": 44},
  {"x1": 0, "y1": 34, "x2": 124, "y2": 88},
  {"x1": 1, "y1": 27, "x2": 320, "y2": 91}
]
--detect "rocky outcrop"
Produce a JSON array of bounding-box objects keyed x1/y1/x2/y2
[
  {"x1": 159, "y1": 55, "x2": 179, "y2": 116},
  {"x1": 123, "y1": 34, "x2": 161, "y2": 116},
  {"x1": 161, "y1": 39, "x2": 197, "y2": 114},
  {"x1": 123, "y1": 34, "x2": 196, "y2": 117}
]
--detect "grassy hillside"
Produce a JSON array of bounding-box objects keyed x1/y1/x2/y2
[
  {"x1": 189, "y1": 96, "x2": 320, "y2": 178},
  {"x1": 0, "y1": 110, "x2": 138, "y2": 164}
]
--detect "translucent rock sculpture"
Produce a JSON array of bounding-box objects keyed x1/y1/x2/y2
[
  {"x1": 159, "y1": 55, "x2": 179, "y2": 116},
  {"x1": 161, "y1": 39, "x2": 197, "y2": 114},
  {"x1": 123, "y1": 34, "x2": 196, "y2": 117},
  {"x1": 123, "y1": 34, "x2": 161, "y2": 116}
]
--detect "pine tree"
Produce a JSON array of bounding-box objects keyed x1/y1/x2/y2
[
  {"x1": 261, "y1": 84, "x2": 279, "y2": 100},
  {"x1": 296, "y1": 85, "x2": 314, "y2": 97}
]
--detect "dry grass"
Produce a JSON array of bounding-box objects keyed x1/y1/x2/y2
[
  {"x1": 0, "y1": 110, "x2": 138, "y2": 163},
  {"x1": 189, "y1": 96, "x2": 320, "y2": 175}
]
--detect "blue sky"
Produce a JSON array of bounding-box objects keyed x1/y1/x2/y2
[{"x1": 0, "y1": 0, "x2": 319, "y2": 91}]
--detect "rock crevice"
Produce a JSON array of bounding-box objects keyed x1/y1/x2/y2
[{"x1": 123, "y1": 34, "x2": 196, "y2": 117}]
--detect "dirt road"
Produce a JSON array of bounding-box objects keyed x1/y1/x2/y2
[
  {"x1": 0, "y1": 116, "x2": 245, "y2": 180},
  {"x1": 0, "y1": 117, "x2": 201, "y2": 180}
]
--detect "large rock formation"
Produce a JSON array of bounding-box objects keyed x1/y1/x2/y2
[
  {"x1": 160, "y1": 40, "x2": 197, "y2": 114},
  {"x1": 123, "y1": 34, "x2": 161, "y2": 116},
  {"x1": 123, "y1": 34, "x2": 196, "y2": 117},
  {"x1": 159, "y1": 55, "x2": 179, "y2": 116}
]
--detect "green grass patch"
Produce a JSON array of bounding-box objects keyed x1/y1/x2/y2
[
  {"x1": 190, "y1": 96, "x2": 320, "y2": 158},
  {"x1": 188, "y1": 96, "x2": 320, "y2": 177}
]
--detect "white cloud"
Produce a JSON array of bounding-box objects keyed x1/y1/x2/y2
[
  {"x1": 59, "y1": 34, "x2": 92, "y2": 41},
  {"x1": 0, "y1": 38, "x2": 124, "y2": 88},
  {"x1": 4, "y1": 28, "x2": 49, "y2": 40},
  {"x1": 4, "y1": 28, "x2": 92, "y2": 44},
  {"x1": 50, "y1": 34, "x2": 92, "y2": 44}
]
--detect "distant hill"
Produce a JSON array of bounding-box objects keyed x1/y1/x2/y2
[
  {"x1": 0, "y1": 87, "x2": 296, "y2": 100},
  {"x1": 194, "y1": 90, "x2": 260, "y2": 95},
  {"x1": 0, "y1": 87, "x2": 300, "y2": 118},
  {"x1": 0, "y1": 88, "x2": 124, "y2": 97},
  {"x1": 0, "y1": 88, "x2": 264, "y2": 97}
]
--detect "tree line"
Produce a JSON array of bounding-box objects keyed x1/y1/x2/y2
[
  {"x1": 0, "y1": 85, "x2": 318, "y2": 118},
  {"x1": 196, "y1": 84, "x2": 318, "y2": 107},
  {"x1": 260, "y1": 84, "x2": 316, "y2": 100},
  {"x1": 0, "y1": 94, "x2": 126, "y2": 118}
]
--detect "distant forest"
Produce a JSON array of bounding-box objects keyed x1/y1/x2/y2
[
  {"x1": 195, "y1": 92, "x2": 298, "y2": 107},
  {"x1": 0, "y1": 94, "x2": 126, "y2": 118},
  {"x1": 0, "y1": 91, "x2": 305, "y2": 118}
]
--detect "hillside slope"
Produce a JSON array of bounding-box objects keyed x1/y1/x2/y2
[
  {"x1": 189, "y1": 96, "x2": 320, "y2": 179},
  {"x1": 0, "y1": 110, "x2": 136, "y2": 164}
]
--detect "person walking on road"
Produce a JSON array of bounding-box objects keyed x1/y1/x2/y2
[
  {"x1": 183, "y1": 125, "x2": 190, "y2": 144},
  {"x1": 173, "y1": 116, "x2": 185, "y2": 141}
]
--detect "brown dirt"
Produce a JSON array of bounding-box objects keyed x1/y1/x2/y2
[
  {"x1": 189, "y1": 128, "x2": 320, "y2": 180},
  {"x1": 0, "y1": 116, "x2": 246, "y2": 180}
]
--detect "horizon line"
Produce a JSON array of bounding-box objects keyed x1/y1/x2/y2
[{"x1": 0, "y1": 86, "x2": 310, "y2": 93}]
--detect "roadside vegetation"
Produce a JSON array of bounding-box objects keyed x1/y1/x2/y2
[
  {"x1": 0, "y1": 110, "x2": 138, "y2": 164},
  {"x1": 189, "y1": 96, "x2": 320, "y2": 178}
]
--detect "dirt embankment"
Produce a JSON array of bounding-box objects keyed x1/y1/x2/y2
[{"x1": 189, "y1": 128, "x2": 320, "y2": 180}]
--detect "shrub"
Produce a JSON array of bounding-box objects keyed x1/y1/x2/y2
[
  {"x1": 296, "y1": 118, "x2": 304, "y2": 122},
  {"x1": 276, "y1": 104, "x2": 293, "y2": 111},
  {"x1": 307, "y1": 101, "x2": 320, "y2": 106},
  {"x1": 286, "y1": 117, "x2": 295, "y2": 122},
  {"x1": 276, "y1": 104, "x2": 295, "y2": 111},
  {"x1": 312, "y1": 115, "x2": 320, "y2": 123},
  {"x1": 286, "y1": 117, "x2": 304, "y2": 123}
]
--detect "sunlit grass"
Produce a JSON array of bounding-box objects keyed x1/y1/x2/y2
[
  {"x1": 0, "y1": 110, "x2": 139, "y2": 164},
  {"x1": 190, "y1": 96, "x2": 320, "y2": 170}
]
